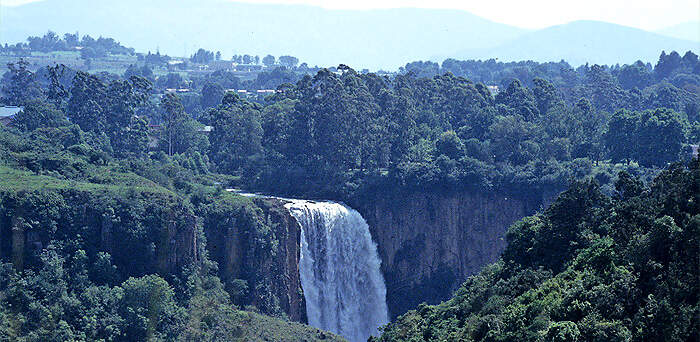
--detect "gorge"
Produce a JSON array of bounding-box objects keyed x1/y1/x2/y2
[
  {"x1": 203, "y1": 189, "x2": 546, "y2": 338},
  {"x1": 1, "y1": 186, "x2": 544, "y2": 340}
]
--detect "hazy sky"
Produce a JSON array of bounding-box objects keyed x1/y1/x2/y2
[{"x1": 2, "y1": 0, "x2": 698, "y2": 30}]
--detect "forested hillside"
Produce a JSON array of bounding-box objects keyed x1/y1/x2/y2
[
  {"x1": 0, "y1": 122, "x2": 343, "y2": 341},
  {"x1": 374, "y1": 161, "x2": 699, "y2": 342}
]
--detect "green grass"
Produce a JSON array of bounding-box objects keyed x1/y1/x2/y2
[
  {"x1": 0, "y1": 164, "x2": 175, "y2": 198},
  {"x1": 230, "y1": 310, "x2": 347, "y2": 342},
  {"x1": 29, "y1": 51, "x2": 80, "y2": 57}
]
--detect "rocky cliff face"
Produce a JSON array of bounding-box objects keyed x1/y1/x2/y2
[
  {"x1": 2, "y1": 189, "x2": 308, "y2": 322},
  {"x1": 254, "y1": 198, "x2": 307, "y2": 323},
  {"x1": 358, "y1": 190, "x2": 541, "y2": 318},
  {"x1": 201, "y1": 196, "x2": 306, "y2": 322},
  {"x1": 0, "y1": 189, "x2": 199, "y2": 276},
  {"x1": 2, "y1": 187, "x2": 544, "y2": 323}
]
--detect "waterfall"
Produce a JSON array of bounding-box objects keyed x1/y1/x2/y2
[{"x1": 285, "y1": 200, "x2": 389, "y2": 342}]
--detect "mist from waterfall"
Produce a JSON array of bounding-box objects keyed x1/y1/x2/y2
[{"x1": 285, "y1": 200, "x2": 389, "y2": 342}]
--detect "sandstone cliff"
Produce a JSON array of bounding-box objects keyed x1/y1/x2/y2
[{"x1": 358, "y1": 190, "x2": 541, "y2": 318}]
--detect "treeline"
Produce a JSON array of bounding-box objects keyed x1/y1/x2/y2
[
  {"x1": 408, "y1": 50, "x2": 698, "y2": 87},
  {"x1": 374, "y1": 161, "x2": 699, "y2": 342},
  {"x1": 124, "y1": 63, "x2": 303, "y2": 92},
  {"x1": 190, "y1": 48, "x2": 302, "y2": 68},
  {"x1": 1, "y1": 52, "x2": 698, "y2": 202},
  {"x1": 0, "y1": 31, "x2": 135, "y2": 56},
  {"x1": 407, "y1": 50, "x2": 699, "y2": 110},
  {"x1": 219, "y1": 57, "x2": 697, "y2": 199}
]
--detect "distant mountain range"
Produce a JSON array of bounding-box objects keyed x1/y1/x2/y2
[
  {"x1": 454, "y1": 21, "x2": 699, "y2": 66},
  {"x1": 656, "y1": 21, "x2": 700, "y2": 42},
  {"x1": 1, "y1": 0, "x2": 697, "y2": 69}
]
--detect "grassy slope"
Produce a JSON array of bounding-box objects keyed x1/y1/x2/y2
[
  {"x1": 0, "y1": 164, "x2": 173, "y2": 196},
  {"x1": 231, "y1": 310, "x2": 346, "y2": 342}
]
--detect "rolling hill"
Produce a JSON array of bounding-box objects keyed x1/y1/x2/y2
[
  {"x1": 456, "y1": 20, "x2": 699, "y2": 66},
  {"x1": 656, "y1": 21, "x2": 700, "y2": 42}
]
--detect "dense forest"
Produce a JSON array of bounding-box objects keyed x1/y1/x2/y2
[
  {"x1": 7, "y1": 51, "x2": 696, "y2": 200},
  {"x1": 0, "y1": 47, "x2": 698, "y2": 341},
  {"x1": 374, "y1": 161, "x2": 699, "y2": 342}
]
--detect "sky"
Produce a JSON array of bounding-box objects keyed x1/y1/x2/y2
[{"x1": 1, "y1": 0, "x2": 698, "y2": 30}]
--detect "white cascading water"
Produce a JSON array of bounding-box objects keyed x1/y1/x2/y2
[{"x1": 285, "y1": 200, "x2": 389, "y2": 342}]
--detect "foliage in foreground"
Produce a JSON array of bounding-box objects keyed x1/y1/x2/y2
[
  {"x1": 0, "y1": 255, "x2": 343, "y2": 342},
  {"x1": 0, "y1": 124, "x2": 342, "y2": 341},
  {"x1": 375, "y1": 161, "x2": 699, "y2": 342}
]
